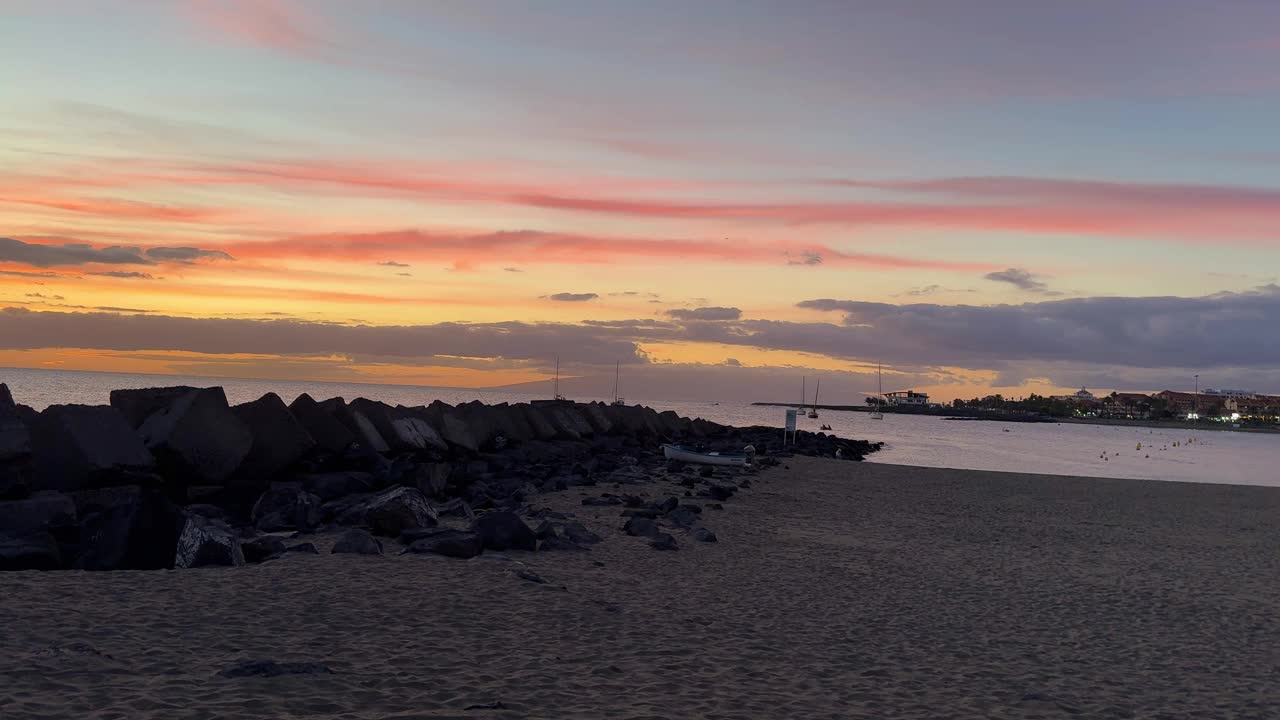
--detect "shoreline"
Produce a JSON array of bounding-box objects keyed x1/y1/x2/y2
[{"x1": 2, "y1": 457, "x2": 1277, "y2": 718}]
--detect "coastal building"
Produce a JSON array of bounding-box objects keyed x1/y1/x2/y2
[
  {"x1": 1204, "y1": 388, "x2": 1257, "y2": 399},
  {"x1": 1224, "y1": 395, "x2": 1280, "y2": 419},
  {"x1": 1153, "y1": 390, "x2": 1223, "y2": 417},
  {"x1": 883, "y1": 390, "x2": 930, "y2": 407},
  {"x1": 1053, "y1": 387, "x2": 1098, "y2": 403},
  {"x1": 1102, "y1": 392, "x2": 1153, "y2": 419}
]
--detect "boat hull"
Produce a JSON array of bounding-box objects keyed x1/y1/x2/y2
[{"x1": 662, "y1": 444, "x2": 749, "y2": 467}]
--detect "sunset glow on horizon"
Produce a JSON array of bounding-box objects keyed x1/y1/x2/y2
[{"x1": 3, "y1": 1, "x2": 1280, "y2": 402}]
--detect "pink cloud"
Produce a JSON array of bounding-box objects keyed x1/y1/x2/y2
[{"x1": 185, "y1": 0, "x2": 325, "y2": 56}]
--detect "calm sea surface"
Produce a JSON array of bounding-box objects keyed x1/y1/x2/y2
[{"x1": 4, "y1": 367, "x2": 1278, "y2": 487}]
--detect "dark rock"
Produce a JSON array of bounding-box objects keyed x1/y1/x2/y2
[
  {"x1": 520, "y1": 405, "x2": 560, "y2": 441},
  {"x1": 350, "y1": 399, "x2": 447, "y2": 452},
  {"x1": 174, "y1": 514, "x2": 244, "y2": 568},
  {"x1": 287, "y1": 394, "x2": 355, "y2": 454},
  {"x1": 692, "y1": 527, "x2": 718, "y2": 543},
  {"x1": 562, "y1": 521, "x2": 603, "y2": 545},
  {"x1": 472, "y1": 511, "x2": 537, "y2": 551},
  {"x1": 699, "y1": 466, "x2": 715, "y2": 478},
  {"x1": 109, "y1": 386, "x2": 199, "y2": 428},
  {"x1": 706, "y1": 503, "x2": 723, "y2": 511},
  {"x1": 655, "y1": 496, "x2": 679, "y2": 514},
  {"x1": 0, "y1": 383, "x2": 31, "y2": 461},
  {"x1": 622, "y1": 516, "x2": 660, "y2": 538},
  {"x1": 533, "y1": 520, "x2": 558, "y2": 540},
  {"x1": 581, "y1": 496, "x2": 623, "y2": 507},
  {"x1": 72, "y1": 486, "x2": 183, "y2": 570},
  {"x1": 136, "y1": 387, "x2": 253, "y2": 486},
  {"x1": 184, "y1": 503, "x2": 228, "y2": 520},
  {"x1": 650, "y1": 532, "x2": 679, "y2": 551},
  {"x1": 285, "y1": 542, "x2": 319, "y2": 555},
  {"x1": 0, "y1": 492, "x2": 77, "y2": 537},
  {"x1": 708, "y1": 484, "x2": 735, "y2": 501},
  {"x1": 515, "y1": 568, "x2": 547, "y2": 584},
  {"x1": 412, "y1": 463, "x2": 451, "y2": 498},
  {"x1": 300, "y1": 471, "x2": 374, "y2": 501},
  {"x1": 218, "y1": 660, "x2": 333, "y2": 678},
  {"x1": 241, "y1": 535, "x2": 287, "y2": 563},
  {"x1": 579, "y1": 403, "x2": 614, "y2": 435},
  {"x1": 320, "y1": 399, "x2": 389, "y2": 454},
  {"x1": 231, "y1": 393, "x2": 316, "y2": 486},
  {"x1": 331, "y1": 528, "x2": 382, "y2": 555},
  {"x1": 251, "y1": 484, "x2": 322, "y2": 532},
  {"x1": 666, "y1": 506, "x2": 701, "y2": 529},
  {"x1": 340, "y1": 486, "x2": 438, "y2": 537},
  {"x1": 402, "y1": 529, "x2": 483, "y2": 558},
  {"x1": 436, "y1": 497, "x2": 476, "y2": 520},
  {"x1": 0, "y1": 531, "x2": 61, "y2": 570},
  {"x1": 31, "y1": 405, "x2": 155, "y2": 492},
  {"x1": 620, "y1": 508, "x2": 658, "y2": 519},
  {"x1": 539, "y1": 536, "x2": 590, "y2": 552}
]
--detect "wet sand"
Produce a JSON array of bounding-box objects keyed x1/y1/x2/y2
[{"x1": 2, "y1": 457, "x2": 1279, "y2": 719}]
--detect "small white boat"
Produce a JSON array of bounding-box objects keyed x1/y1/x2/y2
[{"x1": 662, "y1": 444, "x2": 750, "y2": 467}]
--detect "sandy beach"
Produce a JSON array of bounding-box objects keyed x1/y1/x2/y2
[{"x1": 2, "y1": 457, "x2": 1279, "y2": 719}]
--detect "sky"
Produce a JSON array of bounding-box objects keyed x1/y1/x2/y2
[{"x1": 2, "y1": 0, "x2": 1280, "y2": 403}]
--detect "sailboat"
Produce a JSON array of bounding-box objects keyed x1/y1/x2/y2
[
  {"x1": 611, "y1": 361, "x2": 626, "y2": 406},
  {"x1": 799, "y1": 377, "x2": 807, "y2": 417},
  {"x1": 869, "y1": 363, "x2": 884, "y2": 420},
  {"x1": 553, "y1": 355, "x2": 567, "y2": 401},
  {"x1": 808, "y1": 379, "x2": 820, "y2": 419}
]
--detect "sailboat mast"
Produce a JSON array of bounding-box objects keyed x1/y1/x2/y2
[
  {"x1": 814, "y1": 379, "x2": 820, "y2": 411},
  {"x1": 801, "y1": 376, "x2": 806, "y2": 409},
  {"x1": 613, "y1": 361, "x2": 620, "y2": 402},
  {"x1": 554, "y1": 355, "x2": 560, "y2": 400}
]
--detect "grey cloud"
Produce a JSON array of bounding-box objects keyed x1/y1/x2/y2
[
  {"x1": 396, "y1": 272, "x2": 412, "y2": 277},
  {"x1": 144, "y1": 247, "x2": 235, "y2": 263},
  {"x1": 900, "y1": 285, "x2": 977, "y2": 297},
  {"x1": 0, "y1": 237, "x2": 231, "y2": 269},
  {"x1": 724, "y1": 358, "x2": 742, "y2": 366},
  {"x1": 378, "y1": 260, "x2": 410, "y2": 267},
  {"x1": 0, "y1": 237, "x2": 149, "y2": 267},
  {"x1": 787, "y1": 250, "x2": 823, "y2": 266},
  {"x1": 984, "y1": 267, "x2": 1058, "y2": 294},
  {"x1": 666, "y1": 306, "x2": 743, "y2": 321},
  {"x1": 90, "y1": 271, "x2": 155, "y2": 279},
  {"x1": 503, "y1": 267, "x2": 523, "y2": 273},
  {"x1": 546, "y1": 292, "x2": 599, "y2": 302},
  {"x1": 26, "y1": 293, "x2": 65, "y2": 301}
]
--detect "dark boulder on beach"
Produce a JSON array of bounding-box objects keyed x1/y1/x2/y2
[
  {"x1": 136, "y1": 387, "x2": 253, "y2": 486},
  {"x1": 692, "y1": 527, "x2": 718, "y2": 543},
  {"x1": 472, "y1": 510, "x2": 537, "y2": 551},
  {"x1": 241, "y1": 535, "x2": 287, "y2": 563},
  {"x1": 318, "y1": 398, "x2": 389, "y2": 454},
  {"x1": 411, "y1": 463, "x2": 452, "y2": 498},
  {"x1": 174, "y1": 514, "x2": 244, "y2": 568},
  {"x1": 402, "y1": 528, "x2": 484, "y2": 558},
  {"x1": 332, "y1": 528, "x2": 382, "y2": 555},
  {"x1": 71, "y1": 485, "x2": 183, "y2": 570},
  {"x1": 231, "y1": 393, "x2": 316, "y2": 486},
  {"x1": 0, "y1": 531, "x2": 62, "y2": 570},
  {"x1": 0, "y1": 383, "x2": 31, "y2": 462},
  {"x1": 0, "y1": 492, "x2": 77, "y2": 537},
  {"x1": 251, "y1": 483, "x2": 322, "y2": 532},
  {"x1": 288, "y1": 394, "x2": 355, "y2": 455},
  {"x1": 109, "y1": 386, "x2": 200, "y2": 428},
  {"x1": 31, "y1": 405, "x2": 155, "y2": 492},
  {"x1": 622, "y1": 516, "x2": 660, "y2": 538},
  {"x1": 350, "y1": 398, "x2": 447, "y2": 452},
  {"x1": 337, "y1": 486, "x2": 438, "y2": 537},
  {"x1": 299, "y1": 471, "x2": 374, "y2": 501},
  {"x1": 650, "y1": 532, "x2": 679, "y2": 551}
]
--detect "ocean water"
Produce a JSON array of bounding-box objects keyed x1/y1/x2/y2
[{"x1": 4, "y1": 366, "x2": 1279, "y2": 487}]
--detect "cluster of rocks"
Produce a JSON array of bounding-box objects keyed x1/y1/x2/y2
[{"x1": 0, "y1": 383, "x2": 881, "y2": 571}]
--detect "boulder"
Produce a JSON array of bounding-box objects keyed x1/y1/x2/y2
[
  {"x1": 650, "y1": 532, "x2": 679, "y2": 551},
  {"x1": 332, "y1": 528, "x2": 382, "y2": 555},
  {"x1": 137, "y1": 387, "x2": 253, "y2": 486},
  {"x1": 0, "y1": 492, "x2": 77, "y2": 537},
  {"x1": 299, "y1": 471, "x2": 373, "y2": 501},
  {"x1": 419, "y1": 405, "x2": 480, "y2": 453},
  {"x1": 339, "y1": 486, "x2": 437, "y2": 537},
  {"x1": 579, "y1": 403, "x2": 614, "y2": 435},
  {"x1": 622, "y1": 516, "x2": 660, "y2": 538},
  {"x1": 231, "y1": 393, "x2": 316, "y2": 485},
  {"x1": 561, "y1": 521, "x2": 603, "y2": 545},
  {"x1": 539, "y1": 536, "x2": 590, "y2": 552},
  {"x1": 520, "y1": 405, "x2": 560, "y2": 441},
  {"x1": 543, "y1": 407, "x2": 582, "y2": 440},
  {"x1": 412, "y1": 463, "x2": 451, "y2": 498},
  {"x1": 658, "y1": 410, "x2": 688, "y2": 436},
  {"x1": 0, "y1": 383, "x2": 31, "y2": 461},
  {"x1": 350, "y1": 399, "x2": 446, "y2": 452},
  {"x1": 471, "y1": 511, "x2": 537, "y2": 551},
  {"x1": 285, "y1": 542, "x2": 319, "y2": 555},
  {"x1": 401, "y1": 528, "x2": 484, "y2": 559},
  {"x1": 287, "y1": 394, "x2": 355, "y2": 454},
  {"x1": 31, "y1": 405, "x2": 155, "y2": 492},
  {"x1": 251, "y1": 483, "x2": 322, "y2": 532},
  {"x1": 174, "y1": 514, "x2": 244, "y2": 568},
  {"x1": 667, "y1": 506, "x2": 702, "y2": 529},
  {"x1": 483, "y1": 403, "x2": 536, "y2": 443},
  {"x1": 692, "y1": 527, "x2": 718, "y2": 543},
  {"x1": 109, "y1": 386, "x2": 199, "y2": 428},
  {"x1": 0, "y1": 531, "x2": 61, "y2": 571},
  {"x1": 241, "y1": 535, "x2": 287, "y2": 563},
  {"x1": 317, "y1": 398, "x2": 388, "y2": 454},
  {"x1": 72, "y1": 486, "x2": 183, "y2": 570}
]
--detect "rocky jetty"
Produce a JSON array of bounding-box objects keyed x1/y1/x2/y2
[{"x1": 0, "y1": 383, "x2": 881, "y2": 571}]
